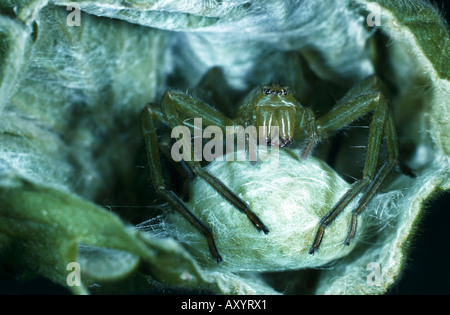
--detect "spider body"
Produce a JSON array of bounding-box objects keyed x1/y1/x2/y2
[
  {"x1": 141, "y1": 71, "x2": 413, "y2": 263},
  {"x1": 235, "y1": 84, "x2": 300, "y2": 148}
]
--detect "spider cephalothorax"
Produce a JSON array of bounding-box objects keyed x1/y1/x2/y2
[
  {"x1": 141, "y1": 73, "x2": 413, "y2": 262},
  {"x1": 237, "y1": 83, "x2": 303, "y2": 148}
]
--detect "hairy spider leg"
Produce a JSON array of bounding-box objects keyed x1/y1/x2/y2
[
  {"x1": 141, "y1": 104, "x2": 222, "y2": 262},
  {"x1": 143, "y1": 103, "x2": 194, "y2": 201},
  {"x1": 298, "y1": 107, "x2": 319, "y2": 160},
  {"x1": 308, "y1": 76, "x2": 402, "y2": 254},
  {"x1": 192, "y1": 67, "x2": 236, "y2": 118},
  {"x1": 344, "y1": 160, "x2": 395, "y2": 245},
  {"x1": 142, "y1": 91, "x2": 270, "y2": 261},
  {"x1": 160, "y1": 91, "x2": 269, "y2": 234}
]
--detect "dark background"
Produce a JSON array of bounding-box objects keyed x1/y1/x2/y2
[{"x1": 0, "y1": 0, "x2": 449, "y2": 295}]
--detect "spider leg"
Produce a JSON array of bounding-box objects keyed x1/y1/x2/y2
[
  {"x1": 344, "y1": 160, "x2": 395, "y2": 245},
  {"x1": 161, "y1": 91, "x2": 269, "y2": 234},
  {"x1": 299, "y1": 107, "x2": 319, "y2": 160},
  {"x1": 344, "y1": 99, "x2": 414, "y2": 245},
  {"x1": 144, "y1": 104, "x2": 194, "y2": 201},
  {"x1": 141, "y1": 104, "x2": 222, "y2": 262},
  {"x1": 308, "y1": 76, "x2": 403, "y2": 254},
  {"x1": 161, "y1": 92, "x2": 269, "y2": 234},
  {"x1": 142, "y1": 92, "x2": 269, "y2": 261},
  {"x1": 159, "y1": 134, "x2": 194, "y2": 201}
]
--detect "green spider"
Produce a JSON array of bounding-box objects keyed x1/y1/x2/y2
[{"x1": 141, "y1": 70, "x2": 414, "y2": 263}]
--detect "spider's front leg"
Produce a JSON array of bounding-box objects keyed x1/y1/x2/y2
[
  {"x1": 141, "y1": 104, "x2": 223, "y2": 262},
  {"x1": 141, "y1": 91, "x2": 269, "y2": 262},
  {"x1": 307, "y1": 76, "x2": 412, "y2": 255}
]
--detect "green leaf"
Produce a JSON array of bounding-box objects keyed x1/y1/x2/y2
[{"x1": 0, "y1": 178, "x2": 143, "y2": 294}]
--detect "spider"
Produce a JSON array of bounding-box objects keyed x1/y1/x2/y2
[{"x1": 141, "y1": 70, "x2": 414, "y2": 263}]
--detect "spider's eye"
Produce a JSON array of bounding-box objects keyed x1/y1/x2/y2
[{"x1": 262, "y1": 86, "x2": 289, "y2": 96}]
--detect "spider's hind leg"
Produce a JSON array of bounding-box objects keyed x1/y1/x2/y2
[{"x1": 309, "y1": 76, "x2": 411, "y2": 254}]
